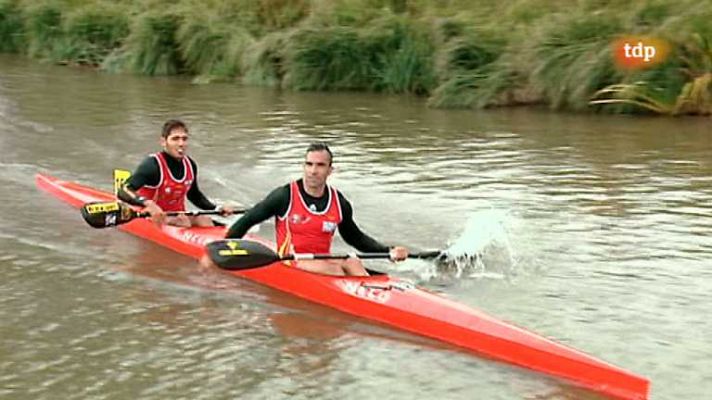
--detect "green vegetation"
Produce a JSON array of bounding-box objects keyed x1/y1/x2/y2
[
  {"x1": 64, "y1": 3, "x2": 129, "y2": 66},
  {"x1": 285, "y1": 17, "x2": 434, "y2": 93},
  {"x1": 0, "y1": 0, "x2": 25, "y2": 52},
  {"x1": 0, "y1": 0, "x2": 709, "y2": 115}
]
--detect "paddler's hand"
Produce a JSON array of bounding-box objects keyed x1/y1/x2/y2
[
  {"x1": 143, "y1": 200, "x2": 166, "y2": 225},
  {"x1": 389, "y1": 246, "x2": 409, "y2": 262},
  {"x1": 218, "y1": 205, "x2": 236, "y2": 216}
]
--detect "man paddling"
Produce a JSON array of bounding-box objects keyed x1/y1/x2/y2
[
  {"x1": 204, "y1": 142, "x2": 408, "y2": 276},
  {"x1": 117, "y1": 119, "x2": 234, "y2": 227}
]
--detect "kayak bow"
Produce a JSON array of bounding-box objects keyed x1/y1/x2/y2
[{"x1": 35, "y1": 173, "x2": 649, "y2": 400}]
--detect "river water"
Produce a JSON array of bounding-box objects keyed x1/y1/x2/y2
[{"x1": 1, "y1": 54, "x2": 710, "y2": 400}]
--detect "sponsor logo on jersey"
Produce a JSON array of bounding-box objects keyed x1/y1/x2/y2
[{"x1": 322, "y1": 221, "x2": 337, "y2": 233}]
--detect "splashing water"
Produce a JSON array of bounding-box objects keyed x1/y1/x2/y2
[{"x1": 437, "y1": 209, "x2": 518, "y2": 279}]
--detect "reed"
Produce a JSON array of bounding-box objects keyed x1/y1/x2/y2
[
  {"x1": 589, "y1": 1, "x2": 712, "y2": 115},
  {"x1": 62, "y1": 3, "x2": 129, "y2": 65},
  {"x1": 24, "y1": 1, "x2": 64, "y2": 59},
  {"x1": 257, "y1": 0, "x2": 309, "y2": 30},
  {"x1": 0, "y1": 0, "x2": 25, "y2": 53},
  {"x1": 531, "y1": 12, "x2": 623, "y2": 110},
  {"x1": 241, "y1": 30, "x2": 289, "y2": 87},
  {"x1": 176, "y1": 17, "x2": 252, "y2": 81},
  {"x1": 0, "y1": 0, "x2": 709, "y2": 115},
  {"x1": 285, "y1": 16, "x2": 434, "y2": 93},
  {"x1": 428, "y1": 17, "x2": 507, "y2": 108},
  {"x1": 124, "y1": 11, "x2": 183, "y2": 76}
]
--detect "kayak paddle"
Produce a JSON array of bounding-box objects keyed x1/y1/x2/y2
[
  {"x1": 206, "y1": 239, "x2": 443, "y2": 271},
  {"x1": 80, "y1": 201, "x2": 244, "y2": 229}
]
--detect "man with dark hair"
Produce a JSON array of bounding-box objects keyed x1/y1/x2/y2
[
  {"x1": 209, "y1": 142, "x2": 408, "y2": 276},
  {"x1": 118, "y1": 119, "x2": 235, "y2": 227}
]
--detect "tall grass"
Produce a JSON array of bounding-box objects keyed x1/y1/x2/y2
[
  {"x1": 24, "y1": 1, "x2": 64, "y2": 59},
  {"x1": 428, "y1": 17, "x2": 508, "y2": 108},
  {"x1": 590, "y1": 1, "x2": 712, "y2": 115},
  {"x1": 286, "y1": 27, "x2": 370, "y2": 90},
  {"x1": 176, "y1": 16, "x2": 253, "y2": 82},
  {"x1": 0, "y1": 0, "x2": 25, "y2": 52},
  {"x1": 285, "y1": 16, "x2": 434, "y2": 93},
  {"x1": 531, "y1": 12, "x2": 623, "y2": 110},
  {"x1": 62, "y1": 3, "x2": 129, "y2": 65},
  {"x1": 369, "y1": 18, "x2": 435, "y2": 93},
  {"x1": 124, "y1": 12, "x2": 183, "y2": 76},
  {"x1": 0, "y1": 0, "x2": 709, "y2": 115},
  {"x1": 257, "y1": 0, "x2": 309, "y2": 30},
  {"x1": 241, "y1": 30, "x2": 289, "y2": 87}
]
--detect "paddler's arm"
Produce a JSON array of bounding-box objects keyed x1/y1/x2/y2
[
  {"x1": 185, "y1": 160, "x2": 218, "y2": 211},
  {"x1": 337, "y1": 194, "x2": 409, "y2": 261},
  {"x1": 225, "y1": 185, "x2": 289, "y2": 238},
  {"x1": 116, "y1": 156, "x2": 160, "y2": 207},
  {"x1": 116, "y1": 157, "x2": 164, "y2": 223},
  {"x1": 337, "y1": 195, "x2": 390, "y2": 253}
]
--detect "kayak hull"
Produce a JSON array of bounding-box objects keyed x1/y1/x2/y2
[{"x1": 35, "y1": 173, "x2": 649, "y2": 400}]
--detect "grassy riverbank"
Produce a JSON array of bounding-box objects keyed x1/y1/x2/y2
[{"x1": 1, "y1": 0, "x2": 710, "y2": 115}]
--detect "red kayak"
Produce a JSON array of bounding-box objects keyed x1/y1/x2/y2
[{"x1": 36, "y1": 173, "x2": 649, "y2": 400}]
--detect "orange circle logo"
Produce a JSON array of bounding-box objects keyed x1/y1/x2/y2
[{"x1": 612, "y1": 36, "x2": 671, "y2": 70}]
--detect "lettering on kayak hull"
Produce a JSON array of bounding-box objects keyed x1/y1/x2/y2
[
  {"x1": 337, "y1": 280, "x2": 391, "y2": 303},
  {"x1": 178, "y1": 230, "x2": 215, "y2": 247}
]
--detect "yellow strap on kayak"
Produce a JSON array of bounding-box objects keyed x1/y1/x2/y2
[
  {"x1": 113, "y1": 169, "x2": 131, "y2": 196},
  {"x1": 278, "y1": 230, "x2": 293, "y2": 266}
]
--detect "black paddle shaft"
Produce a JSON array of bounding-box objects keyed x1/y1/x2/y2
[
  {"x1": 81, "y1": 201, "x2": 244, "y2": 229},
  {"x1": 135, "y1": 209, "x2": 224, "y2": 218},
  {"x1": 283, "y1": 251, "x2": 443, "y2": 261},
  {"x1": 207, "y1": 239, "x2": 443, "y2": 271}
]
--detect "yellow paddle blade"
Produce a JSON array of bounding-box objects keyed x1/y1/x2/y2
[{"x1": 113, "y1": 169, "x2": 131, "y2": 196}]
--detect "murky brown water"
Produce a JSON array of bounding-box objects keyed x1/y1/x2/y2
[{"x1": 1, "y1": 54, "x2": 710, "y2": 399}]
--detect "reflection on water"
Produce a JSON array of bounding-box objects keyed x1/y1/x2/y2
[{"x1": 1, "y1": 54, "x2": 711, "y2": 399}]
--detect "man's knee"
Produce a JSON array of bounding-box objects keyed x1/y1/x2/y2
[
  {"x1": 342, "y1": 258, "x2": 368, "y2": 276},
  {"x1": 166, "y1": 215, "x2": 191, "y2": 227},
  {"x1": 191, "y1": 215, "x2": 215, "y2": 227}
]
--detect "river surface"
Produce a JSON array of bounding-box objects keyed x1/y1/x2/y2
[{"x1": 1, "y1": 54, "x2": 710, "y2": 400}]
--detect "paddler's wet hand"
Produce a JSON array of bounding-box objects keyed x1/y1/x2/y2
[
  {"x1": 144, "y1": 200, "x2": 165, "y2": 225},
  {"x1": 389, "y1": 246, "x2": 408, "y2": 262}
]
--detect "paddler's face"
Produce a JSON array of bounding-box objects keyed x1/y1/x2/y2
[
  {"x1": 303, "y1": 150, "x2": 332, "y2": 190},
  {"x1": 161, "y1": 128, "x2": 189, "y2": 159}
]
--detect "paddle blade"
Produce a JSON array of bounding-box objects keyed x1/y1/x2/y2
[
  {"x1": 113, "y1": 169, "x2": 131, "y2": 195},
  {"x1": 206, "y1": 239, "x2": 281, "y2": 270},
  {"x1": 80, "y1": 201, "x2": 138, "y2": 228}
]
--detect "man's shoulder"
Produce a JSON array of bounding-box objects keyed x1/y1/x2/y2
[
  {"x1": 137, "y1": 153, "x2": 159, "y2": 169},
  {"x1": 331, "y1": 186, "x2": 351, "y2": 211},
  {"x1": 330, "y1": 185, "x2": 348, "y2": 200},
  {"x1": 186, "y1": 155, "x2": 198, "y2": 170},
  {"x1": 266, "y1": 182, "x2": 291, "y2": 198}
]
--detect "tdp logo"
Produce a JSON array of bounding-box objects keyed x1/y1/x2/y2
[
  {"x1": 624, "y1": 42, "x2": 656, "y2": 62},
  {"x1": 612, "y1": 36, "x2": 670, "y2": 70}
]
